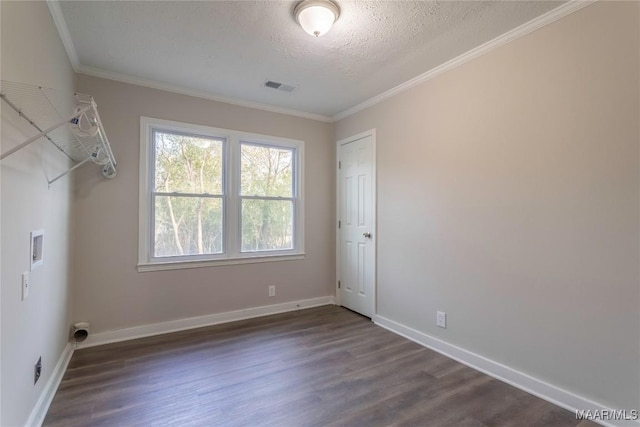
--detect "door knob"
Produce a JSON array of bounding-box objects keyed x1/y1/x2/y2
[{"x1": 363, "y1": 232, "x2": 372, "y2": 239}]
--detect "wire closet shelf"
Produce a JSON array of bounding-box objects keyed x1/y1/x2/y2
[{"x1": 0, "y1": 80, "x2": 117, "y2": 185}]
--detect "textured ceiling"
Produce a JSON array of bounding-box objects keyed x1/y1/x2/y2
[{"x1": 58, "y1": 1, "x2": 563, "y2": 118}]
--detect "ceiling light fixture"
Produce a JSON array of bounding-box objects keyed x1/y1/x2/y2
[{"x1": 294, "y1": 0, "x2": 340, "y2": 38}]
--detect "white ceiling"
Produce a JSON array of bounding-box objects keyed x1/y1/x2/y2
[{"x1": 56, "y1": 1, "x2": 563, "y2": 119}]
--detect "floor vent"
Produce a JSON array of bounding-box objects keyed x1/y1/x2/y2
[{"x1": 264, "y1": 80, "x2": 296, "y2": 93}]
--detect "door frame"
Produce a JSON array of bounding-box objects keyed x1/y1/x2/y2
[{"x1": 335, "y1": 129, "x2": 377, "y2": 316}]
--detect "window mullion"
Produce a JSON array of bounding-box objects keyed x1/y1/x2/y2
[
  {"x1": 153, "y1": 191, "x2": 224, "y2": 198},
  {"x1": 239, "y1": 195, "x2": 295, "y2": 201},
  {"x1": 226, "y1": 135, "x2": 240, "y2": 257},
  {"x1": 150, "y1": 192, "x2": 156, "y2": 260}
]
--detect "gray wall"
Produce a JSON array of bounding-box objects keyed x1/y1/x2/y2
[
  {"x1": 335, "y1": 1, "x2": 639, "y2": 410},
  {"x1": 72, "y1": 75, "x2": 335, "y2": 334},
  {"x1": 1, "y1": 2, "x2": 76, "y2": 425},
  {"x1": 2, "y1": 1, "x2": 637, "y2": 422}
]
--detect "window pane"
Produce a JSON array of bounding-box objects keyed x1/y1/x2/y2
[
  {"x1": 241, "y1": 199, "x2": 293, "y2": 252},
  {"x1": 154, "y1": 196, "x2": 223, "y2": 257},
  {"x1": 241, "y1": 144, "x2": 293, "y2": 197},
  {"x1": 154, "y1": 131, "x2": 223, "y2": 194}
]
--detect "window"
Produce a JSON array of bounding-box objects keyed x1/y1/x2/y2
[
  {"x1": 152, "y1": 130, "x2": 224, "y2": 258},
  {"x1": 139, "y1": 117, "x2": 304, "y2": 271},
  {"x1": 240, "y1": 143, "x2": 295, "y2": 252}
]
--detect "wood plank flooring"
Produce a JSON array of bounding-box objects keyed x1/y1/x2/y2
[{"x1": 44, "y1": 306, "x2": 596, "y2": 427}]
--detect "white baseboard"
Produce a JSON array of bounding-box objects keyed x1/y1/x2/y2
[
  {"x1": 25, "y1": 343, "x2": 74, "y2": 427},
  {"x1": 77, "y1": 296, "x2": 336, "y2": 349},
  {"x1": 373, "y1": 314, "x2": 640, "y2": 427}
]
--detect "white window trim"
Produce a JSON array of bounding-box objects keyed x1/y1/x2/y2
[{"x1": 138, "y1": 116, "x2": 305, "y2": 272}]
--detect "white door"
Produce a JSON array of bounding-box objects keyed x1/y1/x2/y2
[{"x1": 338, "y1": 133, "x2": 375, "y2": 317}]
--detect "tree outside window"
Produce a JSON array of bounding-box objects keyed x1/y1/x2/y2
[{"x1": 140, "y1": 117, "x2": 304, "y2": 268}]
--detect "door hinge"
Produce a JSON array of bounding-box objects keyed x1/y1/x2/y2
[
  {"x1": 338, "y1": 280, "x2": 341, "y2": 289},
  {"x1": 338, "y1": 161, "x2": 341, "y2": 169},
  {"x1": 338, "y1": 220, "x2": 341, "y2": 229}
]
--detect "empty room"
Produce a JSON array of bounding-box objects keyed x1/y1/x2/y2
[{"x1": 1, "y1": 0, "x2": 638, "y2": 426}]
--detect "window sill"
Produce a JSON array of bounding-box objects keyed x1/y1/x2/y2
[{"x1": 137, "y1": 253, "x2": 306, "y2": 272}]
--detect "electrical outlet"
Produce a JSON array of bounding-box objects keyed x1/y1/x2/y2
[
  {"x1": 436, "y1": 311, "x2": 447, "y2": 328},
  {"x1": 34, "y1": 357, "x2": 42, "y2": 385},
  {"x1": 268, "y1": 285, "x2": 275, "y2": 297},
  {"x1": 22, "y1": 272, "x2": 30, "y2": 301}
]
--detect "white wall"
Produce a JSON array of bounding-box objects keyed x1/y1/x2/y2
[
  {"x1": 72, "y1": 75, "x2": 335, "y2": 335},
  {"x1": 1, "y1": 2, "x2": 76, "y2": 426},
  {"x1": 335, "y1": 1, "x2": 639, "y2": 411}
]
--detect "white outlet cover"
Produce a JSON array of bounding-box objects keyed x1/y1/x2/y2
[
  {"x1": 22, "y1": 272, "x2": 30, "y2": 301},
  {"x1": 436, "y1": 311, "x2": 446, "y2": 328}
]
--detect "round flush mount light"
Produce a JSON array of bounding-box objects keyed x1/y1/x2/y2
[{"x1": 294, "y1": 0, "x2": 340, "y2": 37}]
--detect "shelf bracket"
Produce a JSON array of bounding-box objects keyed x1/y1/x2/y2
[{"x1": 0, "y1": 80, "x2": 117, "y2": 185}]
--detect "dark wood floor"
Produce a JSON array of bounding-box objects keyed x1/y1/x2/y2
[{"x1": 44, "y1": 306, "x2": 596, "y2": 427}]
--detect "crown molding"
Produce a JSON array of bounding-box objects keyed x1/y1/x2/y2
[
  {"x1": 332, "y1": 0, "x2": 596, "y2": 122},
  {"x1": 46, "y1": 0, "x2": 80, "y2": 71},
  {"x1": 47, "y1": 0, "x2": 595, "y2": 124},
  {"x1": 77, "y1": 65, "x2": 333, "y2": 123},
  {"x1": 45, "y1": 2, "x2": 331, "y2": 122}
]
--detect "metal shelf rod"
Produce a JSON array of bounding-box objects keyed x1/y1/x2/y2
[
  {"x1": 1, "y1": 80, "x2": 118, "y2": 184},
  {"x1": 48, "y1": 156, "x2": 92, "y2": 186},
  {"x1": 0, "y1": 94, "x2": 91, "y2": 160}
]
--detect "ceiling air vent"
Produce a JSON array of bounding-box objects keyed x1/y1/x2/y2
[{"x1": 264, "y1": 80, "x2": 297, "y2": 93}]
